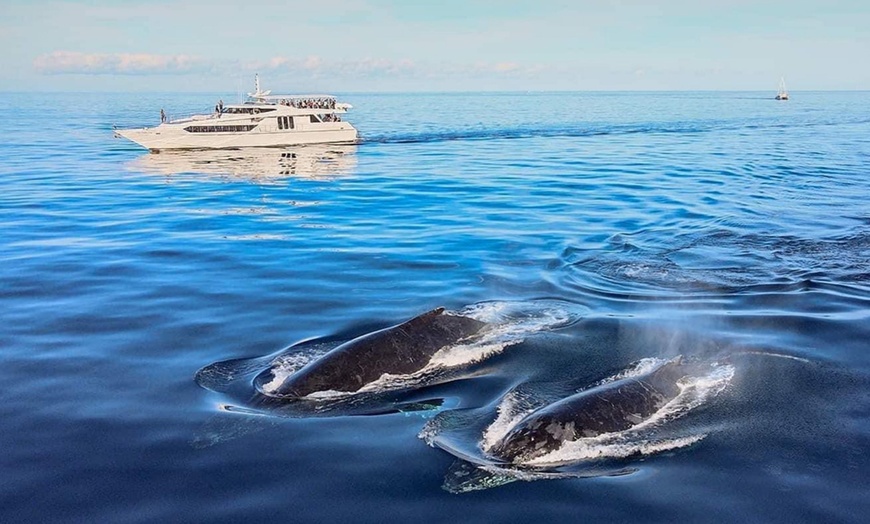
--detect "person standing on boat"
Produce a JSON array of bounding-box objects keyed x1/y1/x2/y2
[{"x1": 160, "y1": 108, "x2": 166, "y2": 123}]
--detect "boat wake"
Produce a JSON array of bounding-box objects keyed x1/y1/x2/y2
[
  {"x1": 361, "y1": 117, "x2": 870, "y2": 146},
  {"x1": 362, "y1": 122, "x2": 716, "y2": 146}
]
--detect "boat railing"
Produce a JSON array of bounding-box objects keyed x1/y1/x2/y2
[
  {"x1": 168, "y1": 112, "x2": 218, "y2": 125},
  {"x1": 163, "y1": 103, "x2": 350, "y2": 125}
]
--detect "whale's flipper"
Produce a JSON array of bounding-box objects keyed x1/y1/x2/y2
[
  {"x1": 346, "y1": 398, "x2": 445, "y2": 417},
  {"x1": 191, "y1": 408, "x2": 277, "y2": 449},
  {"x1": 396, "y1": 398, "x2": 445, "y2": 414},
  {"x1": 441, "y1": 459, "x2": 639, "y2": 493},
  {"x1": 442, "y1": 460, "x2": 518, "y2": 493}
]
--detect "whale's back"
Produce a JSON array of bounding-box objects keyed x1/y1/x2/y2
[
  {"x1": 257, "y1": 308, "x2": 487, "y2": 398},
  {"x1": 490, "y1": 359, "x2": 686, "y2": 463}
]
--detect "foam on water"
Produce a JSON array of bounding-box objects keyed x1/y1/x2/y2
[
  {"x1": 734, "y1": 350, "x2": 812, "y2": 363},
  {"x1": 431, "y1": 301, "x2": 576, "y2": 366},
  {"x1": 480, "y1": 391, "x2": 539, "y2": 453},
  {"x1": 257, "y1": 345, "x2": 333, "y2": 396},
  {"x1": 594, "y1": 357, "x2": 668, "y2": 386},
  {"x1": 528, "y1": 433, "x2": 708, "y2": 467},
  {"x1": 457, "y1": 299, "x2": 580, "y2": 326}
]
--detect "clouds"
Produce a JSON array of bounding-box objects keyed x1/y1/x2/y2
[
  {"x1": 34, "y1": 51, "x2": 209, "y2": 75},
  {"x1": 32, "y1": 51, "x2": 536, "y2": 81},
  {"x1": 7, "y1": 0, "x2": 870, "y2": 90},
  {"x1": 26, "y1": 49, "x2": 715, "y2": 91},
  {"x1": 24, "y1": 0, "x2": 870, "y2": 92},
  {"x1": 249, "y1": 56, "x2": 415, "y2": 77}
]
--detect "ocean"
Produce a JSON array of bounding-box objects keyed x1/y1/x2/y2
[{"x1": 1, "y1": 91, "x2": 868, "y2": 523}]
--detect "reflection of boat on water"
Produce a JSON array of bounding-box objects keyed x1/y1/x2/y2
[
  {"x1": 775, "y1": 77, "x2": 789, "y2": 100},
  {"x1": 129, "y1": 144, "x2": 358, "y2": 180},
  {"x1": 114, "y1": 74, "x2": 358, "y2": 151}
]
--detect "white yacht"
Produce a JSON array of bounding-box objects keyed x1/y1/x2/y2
[{"x1": 115, "y1": 75, "x2": 358, "y2": 152}]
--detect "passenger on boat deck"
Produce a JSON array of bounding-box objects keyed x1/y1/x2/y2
[
  {"x1": 215, "y1": 104, "x2": 222, "y2": 118},
  {"x1": 218, "y1": 99, "x2": 224, "y2": 113},
  {"x1": 160, "y1": 108, "x2": 166, "y2": 123}
]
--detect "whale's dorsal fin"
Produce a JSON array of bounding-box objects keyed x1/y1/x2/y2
[
  {"x1": 411, "y1": 307, "x2": 444, "y2": 321},
  {"x1": 648, "y1": 355, "x2": 689, "y2": 385},
  {"x1": 395, "y1": 307, "x2": 447, "y2": 333}
]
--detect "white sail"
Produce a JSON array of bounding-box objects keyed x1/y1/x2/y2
[
  {"x1": 776, "y1": 77, "x2": 789, "y2": 100},
  {"x1": 248, "y1": 73, "x2": 272, "y2": 100}
]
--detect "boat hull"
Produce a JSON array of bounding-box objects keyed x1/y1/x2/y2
[{"x1": 115, "y1": 125, "x2": 358, "y2": 152}]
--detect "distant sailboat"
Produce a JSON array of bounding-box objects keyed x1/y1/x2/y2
[{"x1": 775, "y1": 77, "x2": 789, "y2": 100}]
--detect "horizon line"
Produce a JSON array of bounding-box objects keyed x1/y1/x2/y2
[{"x1": 2, "y1": 88, "x2": 868, "y2": 95}]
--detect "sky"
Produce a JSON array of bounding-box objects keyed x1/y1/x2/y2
[{"x1": 2, "y1": 0, "x2": 868, "y2": 92}]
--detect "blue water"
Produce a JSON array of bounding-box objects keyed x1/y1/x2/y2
[{"x1": 2, "y1": 91, "x2": 869, "y2": 522}]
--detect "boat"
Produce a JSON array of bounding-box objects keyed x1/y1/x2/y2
[
  {"x1": 775, "y1": 77, "x2": 789, "y2": 100},
  {"x1": 114, "y1": 75, "x2": 358, "y2": 152}
]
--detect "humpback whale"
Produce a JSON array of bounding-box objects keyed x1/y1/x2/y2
[
  {"x1": 255, "y1": 307, "x2": 487, "y2": 399},
  {"x1": 489, "y1": 358, "x2": 689, "y2": 463}
]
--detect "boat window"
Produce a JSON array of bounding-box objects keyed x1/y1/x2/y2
[
  {"x1": 183, "y1": 125, "x2": 258, "y2": 133},
  {"x1": 223, "y1": 107, "x2": 275, "y2": 114},
  {"x1": 310, "y1": 114, "x2": 323, "y2": 123}
]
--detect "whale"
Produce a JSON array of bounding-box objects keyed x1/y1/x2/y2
[
  {"x1": 254, "y1": 307, "x2": 488, "y2": 399},
  {"x1": 489, "y1": 358, "x2": 689, "y2": 464}
]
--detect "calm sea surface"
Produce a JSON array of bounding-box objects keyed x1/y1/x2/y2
[{"x1": 1, "y1": 91, "x2": 869, "y2": 523}]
